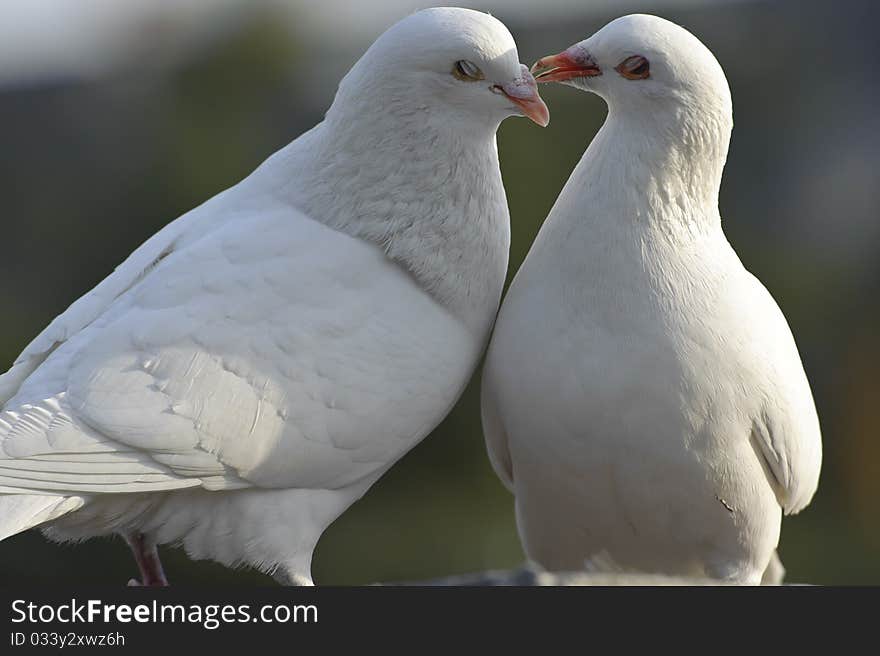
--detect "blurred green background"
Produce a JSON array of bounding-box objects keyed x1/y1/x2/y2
[{"x1": 1, "y1": 0, "x2": 878, "y2": 584}]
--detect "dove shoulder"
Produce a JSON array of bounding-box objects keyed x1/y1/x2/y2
[{"x1": 0, "y1": 186, "x2": 242, "y2": 408}]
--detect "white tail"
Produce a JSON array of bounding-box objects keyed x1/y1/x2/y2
[{"x1": 0, "y1": 494, "x2": 83, "y2": 541}]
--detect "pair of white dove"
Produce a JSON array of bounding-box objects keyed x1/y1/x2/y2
[{"x1": 0, "y1": 8, "x2": 820, "y2": 585}]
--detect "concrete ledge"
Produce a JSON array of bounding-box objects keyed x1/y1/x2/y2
[{"x1": 395, "y1": 564, "x2": 733, "y2": 586}]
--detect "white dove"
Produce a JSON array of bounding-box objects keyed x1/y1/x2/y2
[
  {"x1": 481, "y1": 14, "x2": 821, "y2": 584},
  {"x1": 0, "y1": 7, "x2": 548, "y2": 585}
]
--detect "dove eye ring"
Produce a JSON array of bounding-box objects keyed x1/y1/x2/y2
[
  {"x1": 452, "y1": 59, "x2": 485, "y2": 81},
  {"x1": 616, "y1": 55, "x2": 650, "y2": 80}
]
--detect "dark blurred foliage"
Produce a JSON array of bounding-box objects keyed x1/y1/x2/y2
[{"x1": 0, "y1": 0, "x2": 877, "y2": 585}]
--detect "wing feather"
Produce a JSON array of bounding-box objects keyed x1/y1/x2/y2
[
  {"x1": 743, "y1": 273, "x2": 822, "y2": 515},
  {"x1": 0, "y1": 205, "x2": 475, "y2": 499}
]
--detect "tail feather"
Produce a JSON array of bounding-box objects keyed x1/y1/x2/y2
[
  {"x1": 0, "y1": 493, "x2": 84, "y2": 541},
  {"x1": 761, "y1": 550, "x2": 786, "y2": 585}
]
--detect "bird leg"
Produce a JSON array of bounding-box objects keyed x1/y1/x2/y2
[{"x1": 124, "y1": 532, "x2": 169, "y2": 586}]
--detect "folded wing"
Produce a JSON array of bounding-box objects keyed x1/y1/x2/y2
[
  {"x1": 743, "y1": 273, "x2": 822, "y2": 515},
  {"x1": 1, "y1": 203, "x2": 474, "y2": 499}
]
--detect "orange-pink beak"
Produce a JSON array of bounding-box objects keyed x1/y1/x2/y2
[
  {"x1": 496, "y1": 66, "x2": 550, "y2": 127},
  {"x1": 531, "y1": 48, "x2": 602, "y2": 83}
]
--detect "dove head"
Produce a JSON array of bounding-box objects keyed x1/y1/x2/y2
[
  {"x1": 329, "y1": 7, "x2": 548, "y2": 129},
  {"x1": 533, "y1": 14, "x2": 731, "y2": 125},
  {"x1": 533, "y1": 15, "x2": 732, "y2": 209}
]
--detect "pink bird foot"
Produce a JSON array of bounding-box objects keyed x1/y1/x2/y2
[{"x1": 124, "y1": 532, "x2": 169, "y2": 587}]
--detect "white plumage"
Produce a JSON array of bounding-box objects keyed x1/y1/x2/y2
[
  {"x1": 0, "y1": 7, "x2": 547, "y2": 584},
  {"x1": 482, "y1": 14, "x2": 821, "y2": 584}
]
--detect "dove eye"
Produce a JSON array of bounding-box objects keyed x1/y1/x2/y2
[
  {"x1": 452, "y1": 60, "x2": 484, "y2": 81},
  {"x1": 616, "y1": 55, "x2": 650, "y2": 80}
]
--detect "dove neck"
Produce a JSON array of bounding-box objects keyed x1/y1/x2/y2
[
  {"x1": 573, "y1": 101, "x2": 732, "y2": 236},
  {"x1": 261, "y1": 101, "x2": 510, "y2": 338}
]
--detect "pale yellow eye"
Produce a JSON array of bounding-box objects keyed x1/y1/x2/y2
[
  {"x1": 616, "y1": 55, "x2": 650, "y2": 80},
  {"x1": 452, "y1": 60, "x2": 484, "y2": 81}
]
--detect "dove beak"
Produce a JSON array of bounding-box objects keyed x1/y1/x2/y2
[
  {"x1": 505, "y1": 89, "x2": 550, "y2": 127},
  {"x1": 495, "y1": 69, "x2": 550, "y2": 127},
  {"x1": 531, "y1": 49, "x2": 602, "y2": 83}
]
